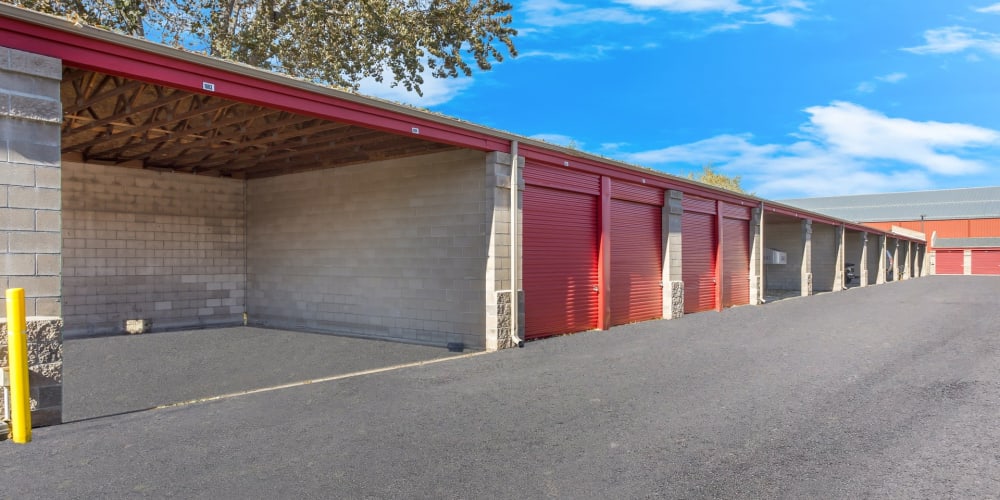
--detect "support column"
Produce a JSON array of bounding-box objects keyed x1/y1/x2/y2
[
  {"x1": 876, "y1": 235, "x2": 887, "y2": 284},
  {"x1": 913, "y1": 245, "x2": 921, "y2": 277},
  {"x1": 859, "y1": 233, "x2": 869, "y2": 287},
  {"x1": 892, "y1": 240, "x2": 900, "y2": 281},
  {"x1": 0, "y1": 47, "x2": 63, "y2": 428},
  {"x1": 963, "y1": 250, "x2": 972, "y2": 275},
  {"x1": 833, "y1": 225, "x2": 846, "y2": 292},
  {"x1": 922, "y1": 244, "x2": 931, "y2": 277},
  {"x1": 902, "y1": 241, "x2": 912, "y2": 280},
  {"x1": 748, "y1": 204, "x2": 764, "y2": 305},
  {"x1": 484, "y1": 151, "x2": 523, "y2": 351},
  {"x1": 801, "y1": 220, "x2": 813, "y2": 296},
  {"x1": 662, "y1": 190, "x2": 684, "y2": 319}
]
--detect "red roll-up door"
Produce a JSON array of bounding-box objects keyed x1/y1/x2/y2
[
  {"x1": 610, "y1": 199, "x2": 662, "y2": 326},
  {"x1": 721, "y1": 217, "x2": 750, "y2": 307},
  {"x1": 523, "y1": 185, "x2": 599, "y2": 339},
  {"x1": 682, "y1": 208, "x2": 717, "y2": 313},
  {"x1": 935, "y1": 250, "x2": 964, "y2": 275},
  {"x1": 971, "y1": 249, "x2": 1000, "y2": 275}
]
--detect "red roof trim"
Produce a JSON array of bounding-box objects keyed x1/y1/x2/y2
[{"x1": 0, "y1": 16, "x2": 509, "y2": 152}]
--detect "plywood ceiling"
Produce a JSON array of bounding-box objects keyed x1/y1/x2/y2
[{"x1": 60, "y1": 67, "x2": 456, "y2": 178}]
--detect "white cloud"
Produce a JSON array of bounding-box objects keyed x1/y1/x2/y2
[
  {"x1": 522, "y1": 0, "x2": 652, "y2": 27},
  {"x1": 520, "y1": 43, "x2": 654, "y2": 61},
  {"x1": 357, "y1": 72, "x2": 474, "y2": 107},
  {"x1": 530, "y1": 133, "x2": 584, "y2": 148},
  {"x1": 803, "y1": 101, "x2": 997, "y2": 174},
  {"x1": 904, "y1": 26, "x2": 1000, "y2": 56},
  {"x1": 855, "y1": 72, "x2": 906, "y2": 94},
  {"x1": 615, "y1": 102, "x2": 1000, "y2": 197},
  {"x1": 616, "y1": 0, "x2": 748, "y2": 13},
  {"x1": 974, "y1": 3, "x2": 1000, "y2": 13},
  {"x1": 876, "y1": 72, "x2": 907, "y2": 83}
]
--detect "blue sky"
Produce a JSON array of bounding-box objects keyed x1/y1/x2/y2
[{"x1": 358, "y1": 0, "x2": 1000, "y2": 199}]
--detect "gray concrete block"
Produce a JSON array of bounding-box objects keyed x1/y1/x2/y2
[
  {"x1": 0, "y1": 72, "x2": 59, "y2": 100},
  {"x1": 7, "y1": 139, "x2": 60, "y2": 166},
  {"x1": 35, "y1": 166, "x2": 60, "y2": 188},
  {"x1": 0, "y1": 207, "x2": 34, "y2": 230},
  {"x1": 0, "y1": 253, "x2": 35, "y2": 275},
  {"x1": 8, "y1": 186, "x2": 59, "y2": 210},
  {"x1": 0, "y1": 161, "x2": 35, "y2": 186},
  {"x1": 36, "y1": 254, "x2": 60, "y2": 275},
  {"x1": 35, "y1": 210, "x2": 60, "y2": 231},
  {"x1": 9, "y1": 231, "x2": 60, "y2": 253},
  {"x1": 8, "y1": 48, "x2": 61, "y2": 80},
  {"x1": 6, "y1": 94, "x2": 61, "y2": 123}
]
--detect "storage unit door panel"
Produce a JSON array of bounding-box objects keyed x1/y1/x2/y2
[
  {"x1": 523, "y1": 185, "x2": 599, "y2": 339},
  {"x1": 971, "y1": 250, "x2": 1000, "y2": 275},
  {"x1": 682, "y1": 211, "x2": 717, "y2": 313},
  {"x1": 610, "y1": 199, "x2": 663, "y2": 326},
  {"x1": 722, "y1": 217, "x2": 750, "y2": 307},
  {"x1": 935, "y1": 250, "x2": 964, "y2": 275}
]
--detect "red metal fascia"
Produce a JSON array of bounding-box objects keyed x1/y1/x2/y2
[
  {"x1": 0, "y1": 17, "x2": 510, "y2": 152},
  {"x1": 518, "y1": 144, "x2": 757, "y2": 207}
]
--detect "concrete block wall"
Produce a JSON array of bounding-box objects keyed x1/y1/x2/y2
[
  {"x1": 811, "y1": 223, "x2": 838, "y2": 292},
  {"x1": 763, "y1": 222, "x2": 803, "y2": 291},
  {"x1": 484, "y1": 152, "x2": 524, "y2": 351},
  {"x1": 845, "y1": 231, "x2": 865, "y2": 286},
  {"x1": 662, "y1": 190, "x2": 684, "y2": 318},
  {"x1": 0, "y1": 47, "x2": 62, "y2": 317},
  {"x1": 1, "y1": 317, "x2": 63, "y2": 427},
  {"x1": 61, "y1": 162, "x2": 245, "y2": 337},
  {"x1": 247, "y1": 149, "x2": 489, "y2": 349}
]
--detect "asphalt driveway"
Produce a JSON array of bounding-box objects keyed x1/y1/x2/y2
[{"x1": 4, "y1": 276, "x2": 999, "y2": 498}]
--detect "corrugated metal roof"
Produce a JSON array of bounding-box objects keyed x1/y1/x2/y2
[
  {"x1": 780, "y1": 186, "x2": 1000, "y2": 222},
  {"x1": 934, "y1": 237, "x2": 1000, "y2": 248}
]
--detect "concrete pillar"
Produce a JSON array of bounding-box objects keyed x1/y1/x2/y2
[
  {"x1": 484, "y1": 152, "x2": 523, "y2": 351},
  {"x1": 859, "y1": 233, "x2": 869, "y2": 287},
  {"x1": 801, "y1": 219, "x2": 813, "y2": 296},
  {"x1": 891, "y1": 240, "x2": 902, "y2": 281},
  {"x1": 0, "y1": 47, "x2": 63, "y2": 427},
  {"x1": 833, "y1": 225, "x2": 846, "y2": 292},
  {"x1": 902, "y1": 241, "x2": 912, "y2": 280},
  {"x1": 876, "y1": 235, "x2": 887, "y2": 284},
  {"x1": 922, "y1": 244, "x2": 931, "y2": 277},
  {"x1": 662, "y1": 190, "x2": 684, "y2": 319},
  {"x1": 748, "y1": 204, "x2": 764, "y2": 305},
  {"x1": 964, "y1": 249, "x2": 972, "y2": 275},
  {"x1": 913, "y1": 245, "x2": 921, "y2": 277}
]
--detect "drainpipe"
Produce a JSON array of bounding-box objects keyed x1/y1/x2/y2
[{"x1": 510, "y1": 140, "x2": 524, "y2": 347}]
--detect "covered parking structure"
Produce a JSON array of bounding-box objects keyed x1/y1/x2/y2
[{"x1": 0, "y1": 4, "x2": 924, "y2": 428}]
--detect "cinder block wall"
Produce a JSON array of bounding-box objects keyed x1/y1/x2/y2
[
  {"x1": 866, "y1": 237, "x2": 881, "y2": 284},
  {"x1": 811, "y1": 224, "x2": 837, "y2": 292},
  {"x1": 247, "y1": 149, "x2": 489, "y2": 349},
  {"x1": 61, "y1": 162, "x2": 245, "y2": 337},
  {"x1": 0, "y1": 46, "x2": 62, "y2": 316},
  {"x1": 763, "y1": 222, "x2": 803, "y2": 291},
  {"x1": 845, "y1": 231, "x2": 864, "y2": 284}
]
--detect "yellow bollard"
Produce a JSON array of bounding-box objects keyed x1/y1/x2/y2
[{"x1": 6, "y1": 288, "x2": 31, "y2": 444}]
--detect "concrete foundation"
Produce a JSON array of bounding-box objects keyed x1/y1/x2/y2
[{"x1": 0, "y1": 316, "x2": 63, "y2": 430}]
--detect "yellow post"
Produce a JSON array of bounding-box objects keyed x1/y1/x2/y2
[{"x1": 6, "y1": 288, "x2": 31, "y2": 444}]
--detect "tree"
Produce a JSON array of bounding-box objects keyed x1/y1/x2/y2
[
  {"x1": 688, "y1": 164, "x2": 748, "y2": 194},
  {"x1": 10, "y1": 0, "x2": 517, "y2": 95}
]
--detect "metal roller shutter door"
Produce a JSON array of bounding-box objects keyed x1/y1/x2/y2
[
  {"x1": 971, "y1": 250, "x2": 1000, "y2": 275},
  {"x1": 682, "y1": 211, "x2": 717, "y2": 313},
  {"x1": 610, "y1": 199, "x2": 662, "y2": 326},
  {"x1": 935, "y1": 250, "x2": 964, "y2": 275},
  {"x1": 722, "y1": 217, "x2": 750, "y2": 307},
  {"x1": 523, "y1": 185, "x2": 599, "y2": 339}
]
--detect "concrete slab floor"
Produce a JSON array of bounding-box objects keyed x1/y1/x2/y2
[{"x1": 63, "y1": 326, "x2": 463, "y2": 422}]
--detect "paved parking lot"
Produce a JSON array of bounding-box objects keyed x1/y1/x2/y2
[
  {"x1": 4, "y1": 276, "x2": 999, "y2": 498},
  {"x1": 63, "y1": 327, "x2": 464, "y2": 421}
]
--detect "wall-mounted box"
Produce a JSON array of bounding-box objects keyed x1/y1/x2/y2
[{"x1": 764, "y1": 248, "x2": 787, "y2": 265}]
